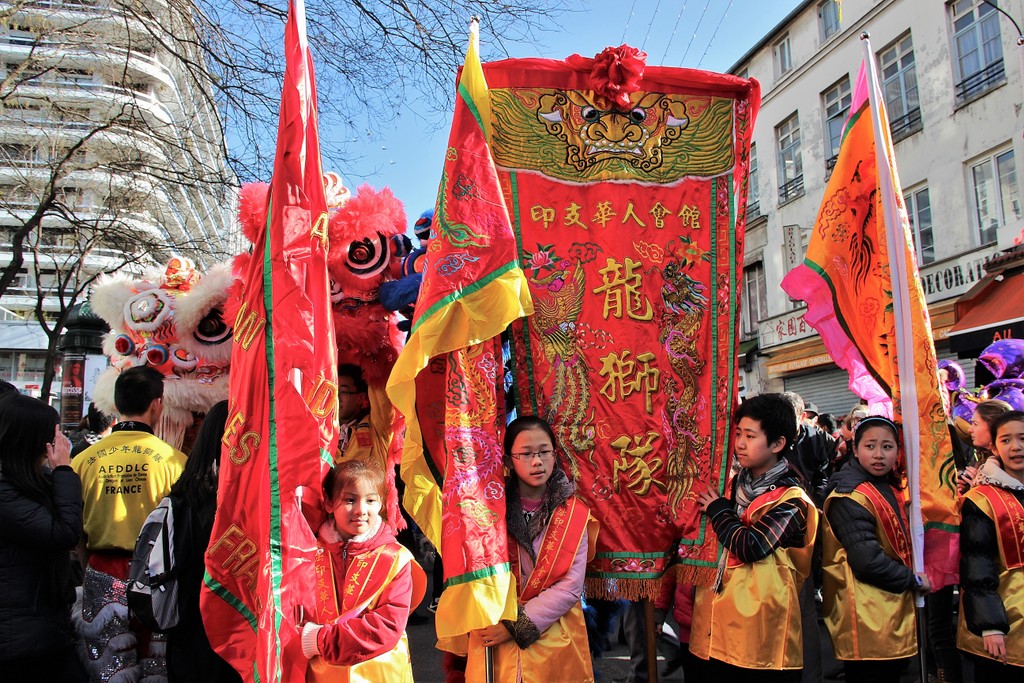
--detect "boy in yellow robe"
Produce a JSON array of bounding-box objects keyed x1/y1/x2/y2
[{"x1": 691, "y1": 393, "x2": 818, "y2": 682}]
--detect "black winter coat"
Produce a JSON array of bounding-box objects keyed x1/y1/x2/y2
[
  {"x1": 0, "y1": 466, "x2": 82, "y2": 661},
  {"x1": 788, "y1": 424, "x2": 836, "y2": 508},
  {"x1": 165, "y1": 493, "x2": 242, "y2": 683},
  {"x1": 960, "y1": 484, "x2": 1023, "y2": 636},
  {"x1": 825, "y1": 460, "x2": 915, "y2": 593}
]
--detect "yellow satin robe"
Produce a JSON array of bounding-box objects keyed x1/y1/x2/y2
[
  {"x1": 464, "y1": 602, "x2": 593, "y2": 683},
  {"x1": 690, "y1": 486, "x2": 818, "y2": 670},
  {"x1": 956, "y1": 487, "x2": 1024, "y2": 667},
  {"x1": 307, "y1": 545, "x2": 424, "y2": 683},
  {"x1": 822, "y1": 489, "x2": 917, "y2": 660}
]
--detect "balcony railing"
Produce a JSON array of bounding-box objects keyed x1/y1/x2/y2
[
  {"x1": 746, "y1": 200, "x2": 761, "y2": 219},
  {"x1": 955, "y1": 59, "x2": 1005, "y2": 105},
  {"x1": 23, "y1": 0, "x2": 102, "y2": 9},
  {"x1": 890, "y1": 107, "x2": 922, "y2": 142},
  {"x1": 778, "y1": 175, "x2": 804, "y2": 203}
]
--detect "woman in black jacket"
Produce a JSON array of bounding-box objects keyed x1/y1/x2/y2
[
  {"x1": 0, "y1": 392, "x2": 84, "y2": 681},
  {"x1": 164, "y1": 400, "x2": 241, "y2": 683}
]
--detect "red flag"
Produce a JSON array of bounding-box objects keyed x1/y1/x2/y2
[
  {"x1": 389, "y1": 21, "x2": 531, "y2": 644},
  {"x1": 200, "y1": 1, "x2": 338, "y2": 680}
]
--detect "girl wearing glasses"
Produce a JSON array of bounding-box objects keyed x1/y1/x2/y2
[{"x1": 467, "y1": 415, "x2": 598, "y2": 682}]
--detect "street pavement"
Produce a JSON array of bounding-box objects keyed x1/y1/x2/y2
[{"x1": 406, "y1": 597, "x2": 945, "y2": 682}]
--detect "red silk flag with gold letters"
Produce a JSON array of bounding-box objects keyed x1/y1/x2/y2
[
  {"x1": 200, "y1": 1, "x2": 338, "y2": 680},
  {"x1": 486, "y1": 50, "x2": 759, "y2": 594}
]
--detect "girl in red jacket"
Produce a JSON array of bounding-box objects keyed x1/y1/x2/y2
[{"x1": 300, "y1": 460, "x2": 425, "y2": 681}]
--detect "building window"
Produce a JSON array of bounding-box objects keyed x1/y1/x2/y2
[
  {"x1": 5, "y1": 61, "x2": 45, "y2": 83},
  {"x1": 822, "y1": 76, "x2": 851, "y2": 174},
  {"x1": 777, "y1": 113, "x2": 803, "y2": 203},
  {"x1": 0, "y1": 143, "x2": 38, "y2": 165},
  {"x1": 743, "y1": 261, "x2": 768, "y2": 336},
  {"x1": 951, "y1": 0, "x2": 1005, "y2": 104},
  {"x1": 878, "y1": 33, "x2": 921, "y2": 142},
  {"x1": 4, "y1": 23, "x2": 35, "y2": 46},
  {"x1": 55, "y1": 186, "x2": 84, "y2": 210},
  {"x1": 905, "y1": 187, "x2": 935, "y2": 265},
  {"x1": 970, "y1": 148, "x2": 1020, "y2": 245},
  {"x1": 747, "y1": 144, "x2": 760, "y2": 217},
  {"x1": 54, "y1": 67, "x2": 93, "y2": 86},
  {"x1": 818, "y1": 0, "x2": 841, "y2": 42},
  {"x1": 0, "y1": 183, "x2": 37, "y2": 208},
  {"x1": 774, "y1": 35, "x2": 793, "y2": 78},
  {"x1": 3, "y1": 100, "x2": 46, "y2": 122}
]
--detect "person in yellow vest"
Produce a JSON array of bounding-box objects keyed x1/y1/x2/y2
[
  {"x1": 71, "y1": 366, "x2": 187, "y2": 682},
  {"x1": 334, "y1": 363, "x2": 394, "y2": 472},
  {"x1": 957, "y1": 409, "x2": 1024, "y2": 677},
  {"x1": 691, "y1": 393, "x2": 819, "y2": 683},
  {"x1": 821, "y1": 416, "x2": 931, "y2": 683},
  {"x1": 300, "y1": 459, "x2": 426, "y2": 681},
  {"x1": 466, "y1": 415, "x2": 598, "y2": 683}
]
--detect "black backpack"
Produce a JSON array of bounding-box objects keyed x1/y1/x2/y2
[{"x1": 126, "y1": 496, "x2": 187, "y2": 632}]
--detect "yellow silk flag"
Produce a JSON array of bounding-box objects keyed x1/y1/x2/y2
[
  {"x1": 781, "y1": 42, "x2": 958, "y2": 588},
  {"x1": 387, "y1": 20, "x2": 533, "y2": 644}
]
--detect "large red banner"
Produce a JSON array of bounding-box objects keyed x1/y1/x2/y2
[
  {"x1": 486, "y1": 52, "x2": 760, "y2": 594},
  {"x1": 200, "y1": 1, "x2": 338, "y2": 680}
]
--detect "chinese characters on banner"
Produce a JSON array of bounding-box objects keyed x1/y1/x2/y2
[{"x1": 484, "y1": 55, "x2": 760, "y2": 593}]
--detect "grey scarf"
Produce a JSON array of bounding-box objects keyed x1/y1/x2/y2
[{"x1": 713, "y1": 459, "x2": 791, "y2": 591}]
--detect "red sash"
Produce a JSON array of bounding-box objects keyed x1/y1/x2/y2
[
  {"x1": 856, "y1": 483, "x2": 912, "y2": 568},
  {"x1": 313, "y1": 542, "x2": 402, "y2": 623},
  {"x1": 973, "y1": 486, "x2": 1024, "y2": 571},
  {"x1": 739, "y1": 485, "x2": 792, "y2": 525},
  {"x1": 509, "y1": 497, "x2": 589, "y2": 603}
]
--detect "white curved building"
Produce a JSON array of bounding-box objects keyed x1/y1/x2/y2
[{"x1": 0, "y1": 0, "x2": 236, "y2": 394}]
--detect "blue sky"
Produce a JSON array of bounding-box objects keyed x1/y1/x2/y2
[{"x1": 327, "y1": 0, "x2": 802, "y2": 230}]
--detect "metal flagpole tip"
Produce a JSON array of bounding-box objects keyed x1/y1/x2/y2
[{"x1": 860, "y1": 31, "x2": 870, "y2": 40}]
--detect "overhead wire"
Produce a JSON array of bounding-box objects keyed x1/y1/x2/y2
[
  {"x1": 697, "y1": 0, "x2": 735, "y2": 68},
  {"x1": 619, "y1": 0, "x2": 639, "y2": 45},
  {"x1": 640, "y1": 0, "x2": 664, "y2": 52},
  {"x1": 679, "y1": 0, "x2": 712, "y2": 66},
  {"x1": 659, "y1": 1, "x2": 690, "y2": 65}
]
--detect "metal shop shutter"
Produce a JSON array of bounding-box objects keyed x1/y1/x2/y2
[{"x1": 783, "y1": 367, "x2": 860, "y2": 417}]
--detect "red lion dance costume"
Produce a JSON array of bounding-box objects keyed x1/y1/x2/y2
[{"x1": 234, "y1": 174, "x2": 408, "y2": 524}]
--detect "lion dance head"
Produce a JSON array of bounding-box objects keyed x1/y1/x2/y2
[
  {"x1": 89, "y1": 257, "x2": 234, "y2": 450},
  {"x1": 326, "y1": 183, "x2": 408, "y2": 387}
]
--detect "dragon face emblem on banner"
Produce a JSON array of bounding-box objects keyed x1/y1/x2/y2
[
  {"x1": 537, "y1": 90, "x2": 691, "y2": 173},
  {"x1": 490, "y1": 90, "x2": 734, "y2": 183},
  {"x1": 89, "y1": 257, "x2": 234, "y2": 450}
]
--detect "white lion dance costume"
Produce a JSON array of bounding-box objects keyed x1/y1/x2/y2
[
  {"x1": 89, "y1": 257, "x2": 234, "y2": 451},
  {"x1": 78, "y1": 257, "x2": 233, "y2": 683}
]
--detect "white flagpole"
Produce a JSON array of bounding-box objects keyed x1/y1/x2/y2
[
  {"x1": 859, "y1": 33, "x2": 925, "y2": 582},
  {"x1": 861, "y1": 31, "x2": 929, "y2": 683}
]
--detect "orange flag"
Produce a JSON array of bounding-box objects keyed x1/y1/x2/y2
[{"x1": 782, "y1": 41, "x2": 958, "y2": 589}]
